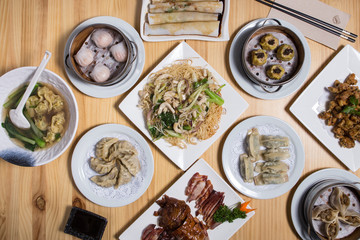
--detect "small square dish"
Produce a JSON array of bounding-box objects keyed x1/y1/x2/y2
[
  {"x1": 119, "y1": 158, "x2": 255, "y2": 240},
  {"x1": 119, "y1": 41, "x2": 248, "y2": 170},
  {"x1": 140, "y1": 0, "x2": 230, "y2": 42},
  {"x1": 290, "y1": 45, "x2": 360, "y2": 171}
]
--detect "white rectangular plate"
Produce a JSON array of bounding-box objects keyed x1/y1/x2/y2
[
  {"x1": 119, "y1": 158, "x2": 255, "y2": 240},
  {"x1": 290, "y1": 45, "x2": 360, "y2": 171},
  {"x1": 119, "y1": 41, "x2": 248, "y2": 170},
  {"x1": 140, "y1": 0, "x2": 230, "y2": 42}
]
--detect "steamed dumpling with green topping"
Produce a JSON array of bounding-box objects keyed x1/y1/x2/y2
[
  {"x1": 277, "y1": 44, "x2": 295, "y2": 61},
  {"x1": 251, "y1": 49, "x2": 268, "y2": 66},
  {"x1": 260, "y1": 34, "x2": 279, "y2": 51},
  {"x1": 266, "y1": 65, "x2": 285, "y2": 80}
]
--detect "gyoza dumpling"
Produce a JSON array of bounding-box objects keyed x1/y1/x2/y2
[
  {"x1": 339, "y1": 210, "x2": 360, "y2": 226},
  {"x1": 254, "y1": 172, "x2": 288, "y2": 185},
  {"x1": 329, "y1": 187, "x2": 350, "y2": 217},
  {"x1": 254, "y1": 161, "x2": 288, "y2": 174},
  {"x1": 114, "y1": 160, "x2": 132, "y2": 188},
  {"x1": 119, "y1": 154, "x2": 140, "y2": 176},
  {"x1": 260, "y1": 135, "x2": 289, "y2": 148},
  {"x1": 325, "y1": 220, "x2": 340, "y2": 240},
  {"x1": 90, "y1": 157, "x2": 116, "y2": 174},
  {"x1": 90, "y1": 166, "x2": 118, "y2": 188},
  {"x1": 108, "y1": 140, "x2": 137, "y2": 162},
  {"x1": 95, "y1": 138, "x2": 119, "y2": 161},
  {"x1": 240, "y1": 153, "x2": 254, "y2": 183},
  {"x1": 312, "y1": 204, "x2": 339, "y2": 223},
  {"x1": 247, "y1": 128, "x2": 260, "y2": 161},
  {"x1": 262, "y1": 151, "x2": 290, "y2": 161}
]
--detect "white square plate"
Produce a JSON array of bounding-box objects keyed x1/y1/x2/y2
[
  {"x1": 290, "y1": 45, "x2": 360, "y2": 171},
  {"x1": 119, "y1": 158, "x2": 255, "y2": 240},
  {"x1": 140, "y1": 0, "x2": 230, "y2": 42},
  {"x1": 119, "y1": 41, "x2": 248, "y2": 170}
]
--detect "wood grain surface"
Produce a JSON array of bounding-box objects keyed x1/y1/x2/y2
[{"x1": 0, "y1": 0, "x2": 360, "y2": 239}]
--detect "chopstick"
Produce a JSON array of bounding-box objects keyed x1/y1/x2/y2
[{"x1": 256, "y1": 0, "x2": 356, "y2": 43}]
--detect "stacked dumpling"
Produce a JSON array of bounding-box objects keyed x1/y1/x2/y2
[{"x1": 89, "y1": 137, "x2": 140, "y2": 189}]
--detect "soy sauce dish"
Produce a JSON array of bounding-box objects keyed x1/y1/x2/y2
[
  {"x1": 0, "y1": 67, "x2": 78, "y2": 167},
  {"x1": 303, "y1": 180, "x2": 360, "y2": 240},
  {"x1": 242, "y1": 18, "x2": 305, "y2": 93},
  {"x1": 67, "y1": 23, "x2": 137, "y2": 86}
]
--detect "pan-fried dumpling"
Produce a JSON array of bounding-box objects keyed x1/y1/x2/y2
[
  {"x1": 90, "y1": 166, "x2": 118, "y2": 188},
  {"x1": 312, "y1": 204, "x2": 339, "y2": 223},
  {"x1": 329, "y1": 187, "x2": 350, "y2": 217},
  {"x1": 254, "y1": 161, "x2": 288, "y2": 174},
  {"x1": 114, "y1": 160, "x2": 132, "y2": 188},
  {"x1": 90, "y1": 157, "x2": 116, "y2": 174},
  {"x1": 339, "y1": 210, "x2": 360, "y2": 226},
  {"x1": 108, "y1": 140, "x2": 138, "y2": 162},
  {"x1": 95, "y1": 137, "x2": 118, "y2": 161},
  {"x1": 247, "y1": 128, "x2": 260, "y2": 161},
  {"x1": 260, "y1": 135, "x2": 289, "y2": 148},
  {"x1": 254, "y1": 172, "x2": 288, "y2": 185},
  {"x1": 119, "y1": 154, "x2": 140, "y2": 176},
  {"x1": 240, "y1": 153, "x2": 254, "y2": 183},
  {"x1": 262, "y1": 151, "x2": 290, "y2": 161},
  {"x1": 325, "y1": 220, "x2": 340, "y2": 240}
]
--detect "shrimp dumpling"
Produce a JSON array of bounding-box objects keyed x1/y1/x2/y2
[
  {"x1": 74, "y1": 48, "x2": 94, "y2": 67},
  {"x1": 91, "y1": 29, "x2": 113, "y2": 48},
  {"x1": 90, "y1": 64, "x2": 111, "y2": 83},
  {"x1": 110, "y1": 41, "x2": 128, "y2": 62}
]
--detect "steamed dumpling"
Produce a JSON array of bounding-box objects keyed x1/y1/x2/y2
[
  {"x1": 329, "y1": 187, "x2": 350, "y2": 217},
  {"x1": 95, "y1": 137, "x2": 118, "y2": 161},
  {"x1": 74, "y1": 48, "x2": 94, "y2": 67},
  {"x1": 90, "y1": 64, "x2": 111, "y2": 83},
  {"x1": 90, "y1": 157, "x2": 117, "y2": 174},
  {"x1": 90, "y1": 166, "x2": 118, "y2": 188},
  {"x1": 312, "y1": 204, "x2": 339, "y2": 223},
  {"x1": 91, "y1": 29, "x2": 113, "y2": 48},
  {"x1": 110, "y1": 41, "x2": 128, "y2": 62}
]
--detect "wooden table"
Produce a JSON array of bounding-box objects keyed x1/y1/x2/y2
[{"x1": 0, "y1": 0, "x2": 359, "y2": 239}]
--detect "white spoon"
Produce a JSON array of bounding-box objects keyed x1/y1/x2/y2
[{"x1": 9, "y1": 51, "x2": 52, "y2": 129}]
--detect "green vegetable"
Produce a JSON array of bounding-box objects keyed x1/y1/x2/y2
[
  {"x1": 216, "y1": 84, "x2": 226, "y2": 93},
  {"x1": 349, "y1": 95, "x2": 359, "y2": 106},
  {"x1": 193, "y1": 78, "x2": 208, "y2": 89},
  {"x1": 2, "y1": 117, "x2": 36, "y2": 146},
  {"x1": 204, "y1": 89, "x2": 224, "y2": 106},
  {"x1": 14, "y1": 84, "x2": 40, "y2": 108},
  {"x1": 148, "y1": 125, "x2": 164, "y2": 140},
  {"x1": 23, "y1": 110, "x2": 44, "y2": 138},
  {"x1": 164, "y1": 129, "x2": 183, "y2": 138},
  {"x1": 213, "y1": 205, "x2": 247, "y2": 223},
  {"x1": 160, "y1": 112, "x2": 178, "y2": 129},
  {"x1": 183, "y1": 125, "x2": 191, "y2": 130},
  {"x1": 55, "y1": 133, "x2": 61, "y2": 140},
  {"x1": 3, "y1": 83, "x2": 40, "y2": 109}
]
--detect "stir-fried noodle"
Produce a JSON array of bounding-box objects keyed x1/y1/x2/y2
[{"x1": 138, "y1": 60, "x2": 225, "y2": 148}]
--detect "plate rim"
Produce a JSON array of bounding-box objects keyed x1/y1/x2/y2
[
  {"x1": 222, "y1": 115, "x2": 305, "y2": 199},
  {"x1": 71, "y1": 123, "x2": 154, "y2": 207},
  {"x1": 229, "y1": 18, "x2": 311, "y2": 100},
  {"x1": 63, "y1": 16, "x2": 145, "y2": 99}
]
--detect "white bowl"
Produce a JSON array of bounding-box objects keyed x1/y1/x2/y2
[{"x1": 0, "y1": 67, "x2": 79, "y2": 166}]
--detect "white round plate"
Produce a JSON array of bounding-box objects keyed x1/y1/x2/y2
[
  {"x1": 222, "y1": 115, "x2": 305, "y2": 199},
  {"x1": 291, "y1": 168, "x2": 360, "y2": 240},
  {"x1": 71, "y1": 124, "x2": 154, "y2": 207},
  {"x1": 64, "y1": 16, "x2": 145, "y2": 98},
  {"x1": 0, "y1": 67, "x2": 78, "y2": 167},
  {"x1": 229, "y1": 18, "x2": 311, "y2": 100}
]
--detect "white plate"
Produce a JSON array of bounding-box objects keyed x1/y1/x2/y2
[
  {"x1": 119, "y1": 41, "x2": 248, "y2": 170},
  {"x1": 229, "y1": 18, "x2": 311, "y2": 100},
  {"x1": 64, "y1": 16, "x2": 145, "y2": 98},
  {"x1": 140, "y1": 0, "x2": 230, "y2": 42},
  {"x1": 222, "y1": 116, "x2": 305, "y2": 199},
  {"x1": 291, "y1": 168, "x2": 360, "y2": 240},
  {"x1": 0, "y1": 67, "x2": 78, "y2": 167},
  {"x1": 71, "y1": 124, "x2": 154, "y2": 207},
  {"x1": 290, "y1": 45, "x2": 360, "y2": 172},
  {"x1": 119, "y1": 158, "x2": 255, "y2": 240}
]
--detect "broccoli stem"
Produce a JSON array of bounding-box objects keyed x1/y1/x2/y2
[
  {"x1": 2, "y1": 118, "x2": 36, "y2": 145},
  {"x1": 23, "y1": 110, "x2": 44, "y2": 138}
]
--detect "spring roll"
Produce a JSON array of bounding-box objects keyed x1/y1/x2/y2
[
  {"x1": 149, "y1": 2, "x2": 224, "y2": 14},
  {"x1": 152, "y1": 0, "x2": 218, "y2": 3},
  {"x1": 148, "y1": 12, "x2": 219, "y2": 25},
  {"x1": 144, "y1": 21, "x2": 220, "y2": 37}
]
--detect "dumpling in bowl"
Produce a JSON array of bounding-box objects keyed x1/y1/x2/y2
[
  {"x1": 74, "y1": 48, "x2": 94, "y2": 67},
  {"x1": 276, "y1": 44, "x2": 295, "y2": 61},
  {"x1": 251, "y1": 49, "x2": 267, "y2": 66},
  {"x1": 90, "y1": 64, "x2": 111, "y2": 83},
  {"x1": 329, "y1": 187, "x2": 350, "y2": 217},
  {"x1": 91, "y1": 29, "x2": 113, "y2": 48},
  {"x1": 260, "y1": 34, "x2": 279, "y2": 51},
  {"x1": 110, "y1": 41, "x2": 128, "y2": 62},
  {"x1": 266, "y1": 65, "x2": 285, "y2": 80}
]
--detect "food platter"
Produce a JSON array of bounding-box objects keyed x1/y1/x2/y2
[
  {"x1": 119, "y1": 158, "x2": 255, "y2": 240},
  {"x1": 71, "y1": 124, "x2": 154, "y2": 207},
  {"x1": 0, "y1": 67, "x2": 78, "y2": 167},
  {"x1": 64, "y1": 16, "x2": 145, "y2": 98},
  {"x1": 291, "y1": 168, "x2": 360, "y2": 240},
  {"x1": 140, "y1": 0, "x2": 230, "y2": 42},
  {"x1": 229, "y1": 18, "x2": 311, "y2": 100},
  {"x1": 222, "y1": 115, "x2": 305, "y2": 199},
  {"x1": 119, "y1": 41, "x2": 248, "y2": 170},
  {"x1": 290, "y1": 45, "x2": 360, "y2": 172}
]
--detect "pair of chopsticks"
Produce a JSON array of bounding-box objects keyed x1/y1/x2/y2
[{"x1": 256, "y1": 0, "x2": 357, "y2": 43}]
